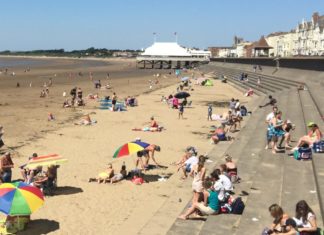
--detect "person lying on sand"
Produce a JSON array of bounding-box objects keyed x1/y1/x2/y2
[
  {"x1": 48, "y1": 113, "x2": 55, "y2": 121},
  {"x1": 89, "y1": 163, "x2": 114, "y2": 184},
  {"x1": 87, "y1": 93, "x2": 99, "y2": 100},
  {"x1": 110, "y1": 164, "x2": 127, "y2": 184},
  {"x1": 63, "y1": 99, "x2": 71, "y2": 108},
  {"x1": 131, "y1": 172, "x2": 144, "y2": 185},
  {"x1": 75, "y1": 114, "x2": 97, "y2": 125},
  {"x1": 132, "y1": 117, "x2": 163, "y2": 132}
]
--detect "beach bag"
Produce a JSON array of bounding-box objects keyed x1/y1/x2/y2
[
  {"x1": 217, "y1": 133, "x2": 226, "y2": 141},
  {"x1": 230, "y1": 197, "x2": 245, "y2": 214},
  {"x1": 294, "y1": 147, "x2": 312, "y2": 160},
  {"x1": 313, "y1": 141, "x2": 324, "y2": 153}
]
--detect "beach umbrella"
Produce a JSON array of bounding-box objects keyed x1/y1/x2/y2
[
  {"x1": 174, "y1": 92, "x2": 190, "y2": 99},
  {"x1": 181, "y1": 77, "x2": 189, "y2": 82},
  {"x1": 25, "y1": 154, "x2": 67, "y2": 170},
  {"x1": 113, "y1": 141, "x2": 150, "y2": 158},
  {"x1": 0, "y1": 182, "x2": 44, "y2": 216}
]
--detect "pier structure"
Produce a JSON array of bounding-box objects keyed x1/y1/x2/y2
[{"x1": 136, "y1": 42, "x2": 211, "y2": 69}]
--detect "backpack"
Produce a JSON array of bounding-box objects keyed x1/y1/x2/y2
[
  {"x1": 313, "y1": 141, "x2": 324, "y2": 153},
  {"x1": 294, "y1": 147, "x2": 312, "y2": 160},
  {"x1": 230, "y1": 197, "x2": 245, "y2": 214}
]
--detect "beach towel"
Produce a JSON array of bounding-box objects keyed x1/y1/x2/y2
[{"x1": 211, "y1": 114, "x2": 225, "y2": 121}]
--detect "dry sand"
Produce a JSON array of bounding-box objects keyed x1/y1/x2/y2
[{"x1": 0, "y1": 57, "x2": 256, "y2": 234}]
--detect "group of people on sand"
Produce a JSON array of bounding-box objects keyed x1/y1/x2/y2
[
  {"x1": 89, "y1": 163, "x2": 127, "y2": 184},
  {"x1": 0, "y1": 151, "x2": 58, "y2": 196},
  {"x1": 89, "y1": 140, "x2": 162, "y2": 185},
  {"x1": 208, "y1": 98, "x2": 248, "y2": 144},
  {"x1": 264, "y1": 201, "x2": 318, "y2": 234},
  {"x1": 174, "y1": 147, "x2": 240, "y2": 220},
  {"x1": 68, "y1": 86, "x2": 85, "y2": 106}
]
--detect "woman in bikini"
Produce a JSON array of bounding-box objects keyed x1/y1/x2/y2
[
  {"x1": 190, "y1": 155, "x2": 206, "y2": 204},
  {"x1": 293, "y1": 122, "x2": 322, "y2": 150}
]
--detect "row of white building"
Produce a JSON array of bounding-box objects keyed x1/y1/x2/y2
[{"x1": 209, "y1": 12, "x2": 324, "y2": 57}]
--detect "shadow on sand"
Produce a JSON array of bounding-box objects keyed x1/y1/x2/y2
[
  {"x1": 54, "y1": 186, "x2": 83, "y2": 196},
  {"x1": 20, "y1": 219, "x2": 59, "y2": 235}
]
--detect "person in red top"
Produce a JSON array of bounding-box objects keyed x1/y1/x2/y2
[
  {"x1": 132, "y1": 173, "x2": 144, "y2": 185},
  {"x1": 150, "y1": 117, "x2": 158, "y2": 128}
]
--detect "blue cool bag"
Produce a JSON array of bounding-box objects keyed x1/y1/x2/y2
[{"x1": 313, "y1": 141, "x2": 324, "y2": 153}]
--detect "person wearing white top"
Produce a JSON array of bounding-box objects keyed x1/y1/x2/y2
[
  {"x1": 177, "y1": 155, "x2": 198, "y2": 179},
  {"x1": 293, "y1": 200, "x2": 317, "y2": 233},
  {"x1": 210, "y1": 170, "x2": 226, "y2": 201},
  {"x1": 219, "y1": 174, "x2": 233, "y2": 191},
  {"x1": 265, "y1": 106, "x2": 278, "y2": 149},
  {"x1": 213, "y1": 179, "x2": 225, "y2": 201},
  {"x1": 234, "y1": 99, "x2": 240, "y2": 109}
]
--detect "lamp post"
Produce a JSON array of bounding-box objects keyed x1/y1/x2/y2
[{"x1": 153, "y1": 32, "x2": 157, "y2": 43}]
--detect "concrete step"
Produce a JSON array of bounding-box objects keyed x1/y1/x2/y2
[
  {"x1": 213, "y1": 71, "x2": 272, "y2": 94},
  {"x1": 210, "y1": 63, "x2": 301, "y2": 87},
  {"x1": 165, "y1": 97, "x2": 267, "y2": 235},
  {"x1": 214, "y1": 69, "x2": 278, "y2": 94},
  {"x1": 298, "y1": 89, "x2": 324, "y2": 227},
  {"x1": 215, "y1": 68, "x2": 291, "y2": 90},
  {"x1": 234, "y1": 91, "x2": 290, "y2": 234},
  {"x1": 280, "y1": 89, "x2": 322, "y2": 228},
  {"x1": 199, "y1": 96, "x2": 274, "y2": 235}
]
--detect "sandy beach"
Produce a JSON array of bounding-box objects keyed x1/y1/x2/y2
[{"x1": 0, "y1": 57, "x2": 256, "y2": 234}]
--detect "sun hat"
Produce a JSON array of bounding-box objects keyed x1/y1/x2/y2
[{"x1": 307, "y1": 121, "x2": 315, "y2": 127}]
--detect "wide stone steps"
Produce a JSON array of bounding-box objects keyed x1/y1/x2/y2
[
  {"x1": 214, "y1": 68, "x2": 290, "y2": 91},
  {"x1": 166, "y1": 97, "x2": 268, "y2": 235},
  {"x1": 235, "y1": 88, "x2": 323, "y2": 234}
]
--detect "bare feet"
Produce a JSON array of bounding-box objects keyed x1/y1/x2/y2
[{"x1": 178, "y1": 215, "x2": 188, "y2": 220}]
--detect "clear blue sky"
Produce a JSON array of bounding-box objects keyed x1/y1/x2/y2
[{"x1": 0, "y1": 0, "x2": 322, "y2": 51}]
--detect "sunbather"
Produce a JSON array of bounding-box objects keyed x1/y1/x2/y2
[
  {"x1": 292, "y1": 122, "x2": 322, "y2": 150},
  {"x1": 267, "y1": 204, "x2": 289, "y2": 234},
  {"x1": 89, "y1": 163, "x2": 114, "y2": 183},
  {"x1": 132, "y1": 117, "x2": 163, "y2": 132},
  {"x1": 211, "y1": 126, "x2": 227, "y2": 144},
  {"x1": 110, "y1": 164, "x2": 127, "y2": 184},
  {"x1": 224, "y1": 155, "x2": 239, "y2": 183},
  {"x1": 75, "y1": 114, "x2": 96, "y2": 125},
  {"x1": 178, "y1": 180, "x2": 219, "y2": 220}
]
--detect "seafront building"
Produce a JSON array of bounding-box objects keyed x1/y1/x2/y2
[
  {"x1": 136, "y1": 42, "x2": 211, "y2": 69},
  {"x1": 209, "y1": 12, "x2": 324, "y2": 58}
]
